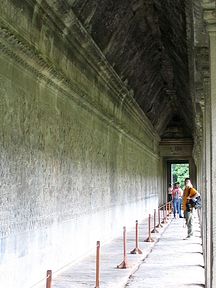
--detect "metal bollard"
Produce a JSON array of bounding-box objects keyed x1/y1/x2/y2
[
  {"x1": 130, "y1": 220, "x2": 143, "y2": 254},
  {"x1": 167, "y1": 202, "x2": 170, "y2": 214},
  {"x1": 161, "y1": 205, "x2": 167, "y2": 224},
  {"x1": 169, "y1": 202, "x2": 172, "y2": 214},
  {"x1": 144, "y1": 214, "x2": 154, "y2": 242},
  {"x1": 156, "y1": 207, "x2": 163, "y2": 228},
  {"x1": 166, "y1": 202, "x2": 171, "y2": 218},
  {"x1": 165, "y1": 204, "x2": 168, "y2": 221},
  {"x1": 151, "y1": 209, "x2": 159, "y2": 233},
  {"x1": 95, "y1": 241, "x2": 100, "y2": 288},
  {"x1": 117, "y1": 226, "x2": 130, "y2": 268},
  {"x1": 46, "y1": 270, "x2": 52, "y2": 288}
]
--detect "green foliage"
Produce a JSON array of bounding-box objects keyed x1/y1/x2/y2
[{"x1": 171, "y1": 164, "x2": 189, "y2": 189}]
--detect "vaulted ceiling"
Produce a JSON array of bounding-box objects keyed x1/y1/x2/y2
[
  {"x1": 72, "y1": 0, "x2": 193, "y2": 138},
  {"x1": 69, "y1": 0, "x2": 196, "y2": 139}
]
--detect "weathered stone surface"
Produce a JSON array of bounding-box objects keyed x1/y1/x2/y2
[{"x1": 0, "y1": 1, "x2": 161, "y2": 287}]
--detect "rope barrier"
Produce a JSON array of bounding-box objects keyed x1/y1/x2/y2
[{"x1": 31, "y1": 201, "x2": 171, "y2": 287}]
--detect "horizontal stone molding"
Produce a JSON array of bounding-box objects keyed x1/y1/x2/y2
[{"x1": 159, "y1": 139, "x2": 193, "y2": 157}]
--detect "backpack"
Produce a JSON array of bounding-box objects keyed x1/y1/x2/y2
[{"x1": 189, "y1": 195, "x2": 202, "y2": 209}]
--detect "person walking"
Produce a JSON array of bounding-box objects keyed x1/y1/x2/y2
[
  {"x1": 175, "y1": 182, "x2": 183, "y2": 217},
  {"x1": 168, "y1": 183, "x2": 173, "y2": 202},
  {"x1": 182, "y1": 178, "x2": 199, "y2": 239},
  {"x1": 172, "y1": 182, "x2": 183, "y2": 218}
]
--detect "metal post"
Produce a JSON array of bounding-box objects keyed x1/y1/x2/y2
[
  {"x1": 95, "y1": 241, "x2": 100, "y2": 288},
  {"x1": 168, "y1": 202, "x2": 170, "y2": 214},
  {"x1": 156, "y1": 207, "x2": 163, "y2": 228},
  {"x1": 144, "y1": 214, "x2": 154, "y2": 242},
  {"x1": 130, "y1": 220, "x2": 143, "y2": 254},
  {"x1": 151, "y1": 209, "x2": 159, "y2": 233},
  {"x1": 161, "y1": 205, "x2": 167, "y2": 224},
  {"x1": 117, "y1": 226, "x2": 130, "y2": 268},
  {"x1": 170, "y1": 201, "x2": 173, "y2": 214},
  {"x1": 46, "y1": 270, "x2": 52, "y2": 288}
]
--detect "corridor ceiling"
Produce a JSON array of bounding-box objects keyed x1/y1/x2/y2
[{"x1": 69, "y1": 0, "x2": 195, "y2": 139}]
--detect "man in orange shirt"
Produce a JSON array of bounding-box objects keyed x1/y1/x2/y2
[{"x1": 183, "y1": 178, "x2": 199, "y2": 239}]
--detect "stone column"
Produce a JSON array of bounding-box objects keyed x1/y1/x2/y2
[
  {"x1": 209, "y1": 27, "x2": 216, "y2": 288},
  {"x1": 203, "y1": 3, "x2": 216, "y2": 286},
  {"x1": 203, "y1": 76, "x2": 211, "y2": 287}
]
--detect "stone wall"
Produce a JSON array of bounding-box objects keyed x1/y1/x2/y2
[{"x1": 0, "y1": 1, "x2": 161, "y2": 287}]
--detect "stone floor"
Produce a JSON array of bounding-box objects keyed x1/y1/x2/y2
[
  {"x1": 125, "y1": 215, "x2": 205, "y2": 288},
  {"x1": 37, "y1": 210, "x2": 205, "y2": 288}
]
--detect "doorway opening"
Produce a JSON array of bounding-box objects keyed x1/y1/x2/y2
[
  {"x1": 170, "y1": 163, "x2": 189, "y2": 189},
  {"x1": 166, "y1": 159, "x2": 196, "y2": 204}
]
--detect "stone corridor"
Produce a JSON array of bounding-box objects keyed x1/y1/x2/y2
[{"x1": 0, "y1": 1, "x2": 216, "y2": 287}]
